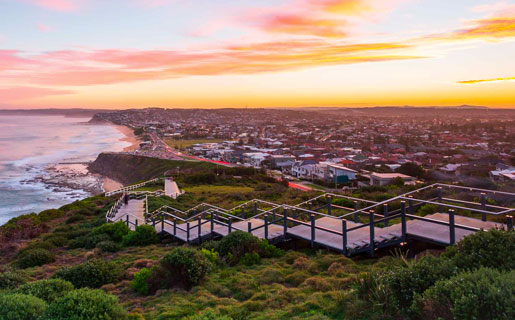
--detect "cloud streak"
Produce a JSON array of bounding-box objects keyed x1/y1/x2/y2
[{"x1": 457, "y1": 76, "x2": 515, "y2": 84}]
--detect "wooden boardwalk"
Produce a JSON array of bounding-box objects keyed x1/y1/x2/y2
[{"x1": 107, "y1": 183, "x2": 514, "y2": 256}]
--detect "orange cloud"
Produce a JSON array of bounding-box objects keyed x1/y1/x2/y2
[
  {"x1": 261, "y1": 14, "x2": 347, "y2": 38},
  {"x1": 0, "y1": 40, "x2": 419, "y2": 86},
  {"x1": 457, "y1": 76, "x2": 515, "y2": 84},
  {"x1": 309, "y1": 0, "x2": 372, "y2": 14}
]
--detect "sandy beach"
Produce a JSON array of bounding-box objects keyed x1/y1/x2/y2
[{"x1": 111, "y1": 124, "x2": 141, "y2": 152}]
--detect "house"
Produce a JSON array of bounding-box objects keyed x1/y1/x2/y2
[
  {"x1": 370, "y1": 173, "x2": 416, "y2": 186},
  {"x1": 291, "y1": 160, "x2": 317, "y2": 179},
  {"x1": 327, "y1": 164, "x2": 357, "y2": 183},
  {"x1": 270, "y1": 155, "x2": 296, "y2": 171}
]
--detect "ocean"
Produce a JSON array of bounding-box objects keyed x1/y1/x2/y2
[{"x1": 0, "y1": 115, "x2": 130, "y2": 225}]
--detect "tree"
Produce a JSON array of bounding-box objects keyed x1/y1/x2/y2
[{"x1": 395, "y1": 162, "x2": 425, "y2": 179}]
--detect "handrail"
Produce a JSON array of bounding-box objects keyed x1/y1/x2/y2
[{"x1": 105, "y1": 178, "x2": 161, "y2": 196}]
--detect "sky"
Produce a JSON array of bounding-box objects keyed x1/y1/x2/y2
[{"x1": 0, "y1": 0, "x2": 514, "y2": 109}]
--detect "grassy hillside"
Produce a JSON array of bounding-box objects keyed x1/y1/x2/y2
[{"x1": 1, "y1": 160, "x2": 513, "y2": 319}]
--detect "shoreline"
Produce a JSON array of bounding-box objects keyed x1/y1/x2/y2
[{"x1": 110, "y1": 124, "x2": 141, "y2": 152}]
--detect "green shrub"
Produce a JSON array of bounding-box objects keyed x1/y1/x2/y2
[
  {"x1": 16, "y1": 248, "x2": 55, "y2": 269},
  {"x1": 43, "y1": 288, "x2": 126, "y2": 320},
  {"x1": 44, "y1": 235, "x2": 68, "y2": 247},
  {"x1": 200, "y1": 248, "x2": 219, "y2": 265},
  {"x1": 240, "y1": 252, "x2": 261, "y2": 266},
  {"x1": 443, "y1": 228, "x2": 515, "y2": 271},
  {"x1": 18, "y1": 241, "x2": 56, "y2": 254},
  {"x1": 218, "y1": 231, "x2": 258, "y2": 264},
  {"x1": 91, "y1": 221, "x2": 130, "y2": 242},
  {"x1": 122, "y1": 225, "x2": 159, "y2": 246},
  {"x1": 149, "y1": 247, "x2": 212, "y2": 292},
  {"x1": 185, "y1": 309, "x2": 233, "y2": 320},
  {"x1": 382, "y1": 256, "x2": 457, "y2": 315},
  {"x1": 0, "y1": 293, "x2": 47, "y2": 320},
  {"x1": 68, "y1": 233, "x2": 110, "y2": 249},
  {"x1": 53, "y1": 259, "x2": 122, "y2": 288},
  {"x1": 418, "y1": 268, "x2": 515, "y2": 319},
  {"x1": 16, "y1": 279, "x2": 74, "y2": 303},
  {"x1": 131, "y1": 268, "x2": 152, "y2": 295},
  {"x1": 200, "y1": 240, "x2": 220, "y2": 253},
  {"x1": 96, "y1": 240, "x2": 121, "y2": 253},
  {"x1": 0, "y1": 270, "x2": 28, "y2": 289},
  {"x1": 65, "y1": 214, "x2": 86, "y2": 224},
  {"x1": 258, "y1": 239, "x2": 283, "y2": 258}
]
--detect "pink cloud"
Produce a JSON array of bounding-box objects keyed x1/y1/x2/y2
[
  {"x1": 0, "y1": 86, "x2": 74, "y2": 101},
  {"x1": 22, "y1": 0, "x2": 80, "y2": 12}
]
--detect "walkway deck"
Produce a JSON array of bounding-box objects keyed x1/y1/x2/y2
[{"x1": 112, "y1": 199, "x2": 145, "y2": 230}]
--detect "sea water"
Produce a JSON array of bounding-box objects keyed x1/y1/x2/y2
[{"x1": 0, "y1": 115, "x2": 129, "y2": 225}]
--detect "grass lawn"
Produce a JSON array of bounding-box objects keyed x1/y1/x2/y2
[{"x1": 165, "y1": 138, "x2": 224, "y2": 149}]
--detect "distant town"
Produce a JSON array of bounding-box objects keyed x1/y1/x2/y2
[{"x1": 86, "y1": 107, "x2": 515, "y2": 191}]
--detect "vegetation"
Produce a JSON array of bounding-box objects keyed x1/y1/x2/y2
[
  {"x1": 16, "y1": 279, "x2": 74, "y2": 303},
  {"x1": 15, "y1": 248, "x2": 55, "y2": 269},
  {"x1": 123, "y1": 225, "x2": 160, "y2": 246},
  {"x1": 43, "y1": 288, "x2": 126, "y2": 320},
  {"x1": 0, "y1": 293, "x2": 47, "y2": 320},
  {"x1": 53, "y1": 259, "x2": 123, "y2": 288}
]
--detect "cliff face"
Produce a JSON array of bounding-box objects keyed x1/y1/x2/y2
[{"x1": 88, "y1": 153, "x2": 214, "y2": 185}]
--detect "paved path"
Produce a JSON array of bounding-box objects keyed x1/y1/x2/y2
[{"x1": 113, "y1": 199, "x2": 145, "y2": 230}]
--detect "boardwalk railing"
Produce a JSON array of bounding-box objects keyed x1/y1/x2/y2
[
  {"x1": 106, "y1": 182, "x2": 515, "y2": 256},
  {"x1": 105, "y1": 178, "x2": 161, "y2": 197}
]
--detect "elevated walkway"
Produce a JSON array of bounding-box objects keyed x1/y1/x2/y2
[{"x1": 106, "y1": 183, "x2": 514, "y2": 256}]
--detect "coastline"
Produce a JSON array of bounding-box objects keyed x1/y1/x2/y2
[{"x1": 111, "y1": 124, "x2": 141, "y2": 152}]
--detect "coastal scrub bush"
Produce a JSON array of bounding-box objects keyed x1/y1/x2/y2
[
  {"x1": 16, "y1": 248, "x2": 55, "y2": 269},
  {"x1": 68, "y1": 233, "x2": 110, "y2": 249},
  {"x1": 44, "y1": 235, "x2": 68, "y2": 247},
  {"x1": 382, "y1": 255, "x2": 457, "y2": 315},
  {"x1": 148, "y1": 247, "x2": 212, "y2": 292},
  {"x1": 442, "y1": 228, "x2": 515, "y2": 271},
  {"x1": 0, "y1": 293, "x2": 48, "y2": 320},
  {"x1": 200, "y1": 240, "x2": 220, "y2": 253},
  {"x1": 200, "y1": 248, "x2": 219, "y2": 265},
  {"x1": 122, "y1": 225, "x2": 159, "y2": 246},
  {"x1": 240, "y1": 252, "x2": 261, "y2": 266},
  {"x1": 218, "y1": 231, "x2": 259, "y2": 264},
  {"x1": 43, "y1": 288, "x2": 126, "y2": 320},
  {"x1": 91, "y1": 221, "x2": 130, "y2": 242},
  {"x1": 258, "y1": 239, "x2": 284, "y2": 258},
  {"x1": 53, "y1": 259, "x2": 122, "y2": 288},
  {"x1": 416, "y1": 268, "x2": 515, "y2": 319},
  {"x1": 96, "y1": 240, "x2": 121, "y2": 253},
  {"x1": 0, "y1": 270, "x2": 28, "y2": 289},
  {"x1": 16, "y1": 279, "x2": 74, "y2": 303},
  {"x1": 131, "y1": 268, "x2": 152, "y2": 295}
]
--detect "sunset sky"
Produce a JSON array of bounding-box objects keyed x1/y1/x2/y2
[{"x1": 0, "y1": 0, "x2": 514, "y2": 108}]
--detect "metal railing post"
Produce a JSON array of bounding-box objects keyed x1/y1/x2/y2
[
  {"x1": 210, "y1": 213, "x2": 214, "y2": 233},
  {"x1": 283, "y1": 207, "x2": 288, "y2": 236},
  {"x1": 135, "y1": 219, "x2": 138, "y2": 227},
  {"x1": 401, "y1": 201, "x2": 406, "y2": 242},
  {"x1": 480, "y1": 193, "x2": 487, "y2": 221},
  {"x1": 342, "y1": 219, "x2": 347, "y2": 256},
  {"x1": 254, "y1": 202, "x2": 258, "y2": 216},
  {"x1": 228, "y1": 218, "x2": 232, "y2": 234},
  {"x1": 161, "y1": 213, "x2": 164, "y2": 234},
  {"x1": 310, "y1": 214, "x2": 316, "y2": 248},
  {"x1": 186, "y1": 222, "x2": 190, "y2": 243},
  {"x1": 353, "y1": 201, "x2": 358, "y2": 223},
  {"x1": 241, "y1": 207, "x2": 245, "y2": 218},
  {"x1": 383, "y1": 204, "x2": 389, "y2": 227},
  {"x1": 152, "y1": 217, "x2": 155, "y2": 228},
  {"x1": 126, "y1": 215, "x2": 129, "y2": 227},
  {"x1": 264, "y1": 215, "x2": 269, "y2": 240},
  {"x1": 437, "y1": 186, "x2": 443, "y2": 212},
  {"x1": 198, "y1": 217, "x2": 202, "y2": 244},
  {"x1": 308, "y1": 202, "x2": 312, "y2": 211},
  {"x1": 248, "y1": 221, "x2": 252, "y2": 233},
  {"x1": 327, "y1": 195, "x2": 332, "y2": 216},
  {"x1": 507, "y1": 215, "x2": 513, "y2": 231},
  {"x1": 449, "y1": 209, "x2": 455, "y2": 245},
  {"x1": 173, "y1": 218, "x2": 177, "y2": 238},
  {"x1": 369, "y1": 210, "x2": 375, "y2": 257},
  {"x1": 271, "y1": 209, "x2": 276, "y2": 224}
]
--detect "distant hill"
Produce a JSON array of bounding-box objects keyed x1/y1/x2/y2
[{"x1": 0, "y1": 108, "x2": 114, "y2": 118}]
